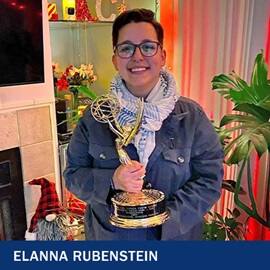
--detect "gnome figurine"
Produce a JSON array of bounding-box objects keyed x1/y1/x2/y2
[{"x1": 27, "y1": 178, "x2": 72, "y2": 240}]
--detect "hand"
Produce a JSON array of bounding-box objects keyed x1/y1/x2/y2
[{"x1": 112, "y1": 160, "x2": 145, "y2": 193}]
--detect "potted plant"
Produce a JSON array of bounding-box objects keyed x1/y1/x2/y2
[
  {"x1": 211, "y1": 51, "x2": 270, "y2": 230},
  {"x1": 203, "y1": 206, "x2": 245, "y2": 240}
]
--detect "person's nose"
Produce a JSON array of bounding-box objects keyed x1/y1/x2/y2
[{"x1": 131, "y1": 46, "x2": 144, "y2": 61}]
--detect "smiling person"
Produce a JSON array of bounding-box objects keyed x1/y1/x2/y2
[{"x1": 64, "y1": 9, "x2": 224, "y2": 240}]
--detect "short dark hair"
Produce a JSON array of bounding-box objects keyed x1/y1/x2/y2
[{"x1": 112, "y1": 8, "x2": 164, "y2": 48}]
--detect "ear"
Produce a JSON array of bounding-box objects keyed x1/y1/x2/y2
[
  {"x1": 112, "y1": 54, "x2": 118, "y2": 71},
  {"x1": 161, "y1": 49, "x2": 166, "y2": 66}
]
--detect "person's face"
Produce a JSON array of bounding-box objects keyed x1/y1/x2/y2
[{"x1": 112, "y1": 22, "x2": 166, "y2": 98}]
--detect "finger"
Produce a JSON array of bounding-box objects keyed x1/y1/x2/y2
[
  {"x1": 131, "y1": 168, "x2": 146, "y2": 179},
  {"x1": 130, "y1": 180, "x2": 144, "y2": 190},
  {"x1": 126, "y1": 161, "x2": 144, "y2": 173}
]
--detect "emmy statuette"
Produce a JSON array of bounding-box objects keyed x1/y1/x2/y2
[{"x1": 90, "y1": 94, "x2": 170, "y2": 229}]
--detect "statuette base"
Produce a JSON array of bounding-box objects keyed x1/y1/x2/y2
[{"x1": 109, "y1": 211, "x2": 170, "y2": 229}]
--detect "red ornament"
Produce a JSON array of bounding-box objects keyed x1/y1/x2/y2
[{"x1": 76, "y1": 0, "x2": 96, "y2": 21}]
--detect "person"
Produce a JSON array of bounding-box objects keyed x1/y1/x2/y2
[{"x1": 64, "y1": 8, "x2": 224, "y2": 240}]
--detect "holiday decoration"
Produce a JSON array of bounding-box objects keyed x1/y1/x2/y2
[
  {"x1": 48, "y1": 3, "x2": 58, "y2": 21},
  {"x1": 27, "y1": 178, "x2": 84, "y2": 240},
  {"x1": 76, "y1": 0, "x2": 97, "y2": 21},
  {"x1": 96, "y1": 0, "x2": 116, "y2": 21},
  {"x1": 117, "y1": 2, "x2": 127, "y2": 14},
  {"x1": 28, "y1": 178, "x2": 62, "y2": 233},
  {"x1": 62, "y1": 0, "x2": 76, "y2": 20},
  {"x1": 66, "y1": 191, "x2": 86, "y2": 216}
]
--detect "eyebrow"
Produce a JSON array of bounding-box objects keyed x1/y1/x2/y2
[{"x1": 117, "y1": 39, "x2": 158, "y2": 45}]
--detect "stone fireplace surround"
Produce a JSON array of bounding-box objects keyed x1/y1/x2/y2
[{"x1": 0, "y1": 105, "x2": 57, "y2": 236}]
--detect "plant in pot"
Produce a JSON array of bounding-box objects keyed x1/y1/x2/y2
[
  {"x1": 210, "y1": 51, "x2": 270, "y2": 235},
  {"x1": 203, "y1": 178, "x2": 246, "y2": 240}
]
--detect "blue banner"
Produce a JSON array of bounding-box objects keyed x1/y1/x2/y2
[{"x1": 0, "y1": 241, "x2": 269, "y2": 270}]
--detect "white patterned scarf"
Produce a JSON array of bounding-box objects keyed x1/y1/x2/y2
[{"x1": 110, "y1": 69, "x2": 179, "y2": 166}]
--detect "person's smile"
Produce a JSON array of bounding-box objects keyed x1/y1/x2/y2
[{"x1": 127, "y1": 65, "x2": 150, "y2": 74}]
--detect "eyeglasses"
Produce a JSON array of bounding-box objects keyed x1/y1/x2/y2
[{"x1": 114, "y1": 41, "x2": 162, "y2": 59}]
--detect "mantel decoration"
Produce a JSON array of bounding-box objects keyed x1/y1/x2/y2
[
  {"x1": 27, "y1": 178, "x2": 84, "y2": 240},
  {"x1": 48, "y1": 3, "x2": 58, "y2": 21},
  {"x1": 117, "y1": 1, "x2": 127, "y2": 14},
  {"x1": 95, "y1": 0, "x2": 127, "y2": 21},
  {"x1": 55, "y1": 63, "x2": 97, "y2": 103},
  {"x1": 53, "y1": 63, "x2": 97, "y2": 129},
  {"x1": 76, "y1": 0, "x2": 97, "y2": 21}
]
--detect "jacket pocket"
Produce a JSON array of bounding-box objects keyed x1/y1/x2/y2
[
  {"x1": 162, "y1": 148, "x2": 191, "y2": 165},
  {"x1": 88, "y1": 143, "x2": 120, "y2": 169},
  {"x1": 160, "y1": 148, "x2": 192, "y2": 190}
]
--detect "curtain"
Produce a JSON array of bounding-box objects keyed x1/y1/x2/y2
[{"x1": 160, "y1": 0, "x2": 270, "y2": 239}]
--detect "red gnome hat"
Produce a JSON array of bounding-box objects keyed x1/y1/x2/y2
[{"x1": 28, "y1": 178, "x2": 61, "y2": 232}]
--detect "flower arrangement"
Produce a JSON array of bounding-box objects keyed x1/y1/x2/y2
[
  {"x1": 53, "y1": 63, "x2": 98, "y2": 132},
  {"x1": 53, "y1": 63, "x2": 97, "y2": 106},
  {"x1": 55, "y1": 64, "x2": 97, "y2": 93}
]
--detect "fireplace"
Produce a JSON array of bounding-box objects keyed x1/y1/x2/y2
[{"x1": 0, "y1": 147, "x2": 27, "y2": 240}]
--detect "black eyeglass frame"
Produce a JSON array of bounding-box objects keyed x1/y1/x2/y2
[{"x1": 114, "y1": 41, "x2": 163, "y2": 59}]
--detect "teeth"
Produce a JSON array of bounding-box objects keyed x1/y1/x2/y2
[{"x1": 131, "y1": 67, "x2": 146, "y2": 72}]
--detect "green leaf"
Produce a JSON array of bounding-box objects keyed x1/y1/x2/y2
[
  {"x1": 251, "y1": 52, "x2": 270, "y2": 100},
  {"x1": 215, "y1": 228, "x2": 226, "y2": 240},
  {"x1": 215, "y1": 213, "x2": 225, "y2": 223},
  {"x1": 256, "y1": 124, "x2": 270, "y2": 147},
  {"x1": 213, "y1": 52, "x2": 270, "y2": 107},
  {"x1": 220, "y1": 114, "x2": 261, "y2": 127},
  {"x1": 229, "y1": 88, "x2": 256, "y2": 104},
  {"x1": 232, "y1": 72, "x2": 250, "y2": 91},
  {"x1": 222, "y1": 180, "x2": 246, "y2": 194},
  {"x1": 225, "y1": 138, "x2": 251, "y2": 164},
  {"x1": 249, "y1": 133, "x2": 268, "y2": 157},
  {"x1": 214, "y1": 90, "x2": 232, "y2": 99},
  {"x1": 212, "y1": 74, "x2": 240, "y2": 100},
  {"x1": 77, "y1": 85, "x2": 97, "y2": 100},
  {"x1": 218, "y1": 112, "x2": 270, "y2": 163},
  {"x1": 215, "y1": 126, "x2": 231, "y2": 147},
  {"x1": 203, "y1": 222, "x2": 226, "y2": 240},
  {"x1": 258, "y1": 97, "x2": 270, "y2": 112},
  {"x1": 212, "y1": 74, "x2": 236, "y2": 89},
  {"x1": 225, "y1": 217, "x2": 238, "y2": 230},
  {"x1": 233, "y1": 103, "x2": 270, "y2": 122}
]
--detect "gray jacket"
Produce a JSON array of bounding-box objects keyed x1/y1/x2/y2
[{"x1": 64, "y1": 97, "x2": 224, "y2": 240}]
